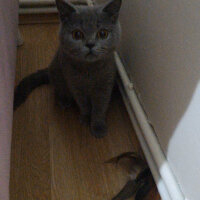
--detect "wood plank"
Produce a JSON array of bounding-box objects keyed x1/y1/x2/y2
[
  {"x1": 10, "y1": 24, "x2": 58, "y2": 200},
  {"x1": 49, "y1": 94, "x2": 138, "y2": 200}
]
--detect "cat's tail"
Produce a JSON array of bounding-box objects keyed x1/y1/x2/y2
[{"x1": 14, "y1": 68, "x2": 49, "y2": 111}]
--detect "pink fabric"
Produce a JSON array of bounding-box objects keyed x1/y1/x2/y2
[{"x1": 0, "y1": 1, "x2": 18, "y2": 199}]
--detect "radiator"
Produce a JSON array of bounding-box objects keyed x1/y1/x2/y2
[
  {"x1": 18, "y1": 0, "x2": 94, "y2": 14},
  {"x1": 19, "y1": 0, "x2": 57, "y2": 14}
]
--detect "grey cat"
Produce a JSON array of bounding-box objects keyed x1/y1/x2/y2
[{"x1": 14, "y1": 0, "x2": 122, "y2": 138}]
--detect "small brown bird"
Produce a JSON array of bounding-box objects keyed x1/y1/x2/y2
[{"x1": 105, "y1": 152, "x2": 153, "y2": 200}]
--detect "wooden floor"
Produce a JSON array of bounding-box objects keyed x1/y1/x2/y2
[{"x1": 10, "y1": 20, "x2": 160, "y2": 200}]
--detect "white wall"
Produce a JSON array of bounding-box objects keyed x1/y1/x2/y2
[{"x1": 119, "y1": 1, "x2": 200, "y2": 199}]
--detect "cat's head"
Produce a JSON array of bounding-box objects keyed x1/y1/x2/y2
[{"x1": 56, "y1": 0, "x2": 122, "y2": 62}]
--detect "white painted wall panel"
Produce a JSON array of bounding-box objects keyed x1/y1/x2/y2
[{"x1": 119, "y1": 1, "x2": 200, "y2": 199}]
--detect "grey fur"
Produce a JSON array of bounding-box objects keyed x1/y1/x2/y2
[{"x1": 49, "y1": 0, "x2": 122, "y2": 138}]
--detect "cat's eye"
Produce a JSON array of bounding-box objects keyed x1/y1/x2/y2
[
  {"x1": 72, "y1": 30, "x2": 84, "y2": 40},
  {"x1": 97, "y1": 29, "x2": 109, "y2": 39}
]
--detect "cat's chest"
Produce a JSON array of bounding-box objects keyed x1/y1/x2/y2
[
  {"x1": 67, "y1": 68, "x2": 101, "y2": 86},
  {"x1": 61, "y1": 60, "x2": 116, "y2": 94},
  {"x1": 64, "y1": 64, "x2": 113, "y2": 90}
]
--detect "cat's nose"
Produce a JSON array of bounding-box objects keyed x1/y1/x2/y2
[{"x1": 86, "y1": 43, "x2": 95, "y2": 49}]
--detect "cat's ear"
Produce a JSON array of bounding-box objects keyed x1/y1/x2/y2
[
  {"x1": 103, "y1": 0, "x2": 122, "y2": 22},
  {"x1": 56, "y1": 0, "x2": 76, "y2": 21}
]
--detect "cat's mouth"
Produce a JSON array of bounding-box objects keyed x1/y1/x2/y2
[
  {"x1": 86, "y1": 51, "x2": 95, "y2": 56},
  {"x1": 86, "y1": 51, "x2": 97, "y2": 59}
]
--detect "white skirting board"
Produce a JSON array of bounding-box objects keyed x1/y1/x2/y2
[{"x1": 115, "y1": 52, "x2": 186, "y2": 200}]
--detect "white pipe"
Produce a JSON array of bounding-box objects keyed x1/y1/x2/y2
[
  {"x1": 119, "y1": 84, "x2": 171, "y2": 200},
  {"x1": 115, "y1": 52, "x2": 185, "y2": 200},
  {"x1": 19, "y1": 7, "x2": 57, "y2": 14}
]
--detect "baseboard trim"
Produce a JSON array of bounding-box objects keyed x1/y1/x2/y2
[{"x1": 115, "y1": 52, "x2": 186, "y2": 200}]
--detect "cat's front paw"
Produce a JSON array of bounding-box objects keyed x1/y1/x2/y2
[
  {"x1": 91, "y1": 121, "x2": 107, "y2": 138},
  {"x1": 56, "y1": 96, "x2": 72, "y2": 110},
  {"x1": 80, "y1": 114, "x2": 90, "y2": 125}
]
